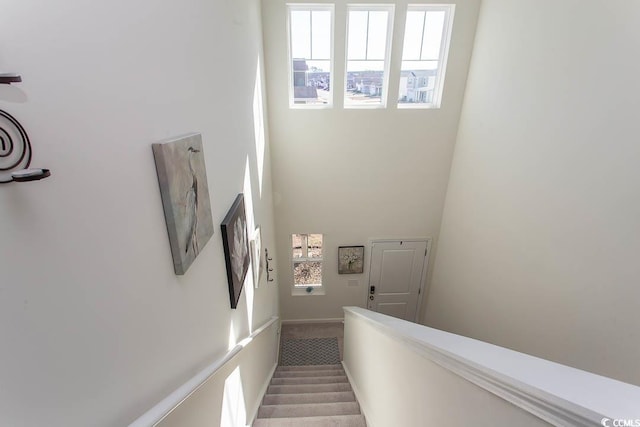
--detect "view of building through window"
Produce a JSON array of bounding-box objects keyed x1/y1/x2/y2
[
  {"x1": 398, "y1": 6, "x2": 454, "y2": 107},
  {"x1": 345, "y1": 7, "x2": 393, "y2": 107},
  {"x1": 288, "y1": 6, "x2": 333, "y2": 106},
  {"x1": 292, "y1": 234, "x2": 323, "y2": 286},
  {"x1": 287, "y1": 3, "x2": 454, "y2": 109}
]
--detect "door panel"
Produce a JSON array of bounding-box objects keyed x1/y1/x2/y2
[
  {"x1": 368, "y1": 240, "x2": 429, "y2": 322},
  {"x1": 379, "y1": 250, "x2": 414, "y2": 293},
  {"x1": 377, "y1": 302, "x2": 408, "y2": 319}
]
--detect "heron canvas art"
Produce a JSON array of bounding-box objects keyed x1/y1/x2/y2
[
  {"x1": 152, "y1": 133, "x2": 214, "y2": 275},
  {"x1": 221, "y1": 194, "x2": 250, "y2": 309}
]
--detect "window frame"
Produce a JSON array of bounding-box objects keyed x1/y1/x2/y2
[
  {"x1": 397, "y1": 4, "x2": 455, "y2": 109},
  {"x1": 343, "y1": 4, "x2": 395, "y2": 109},
  {"x1": 287, "y1": 4, "x2": 335, "y2": 109},
  {"x1": 291, "y1": 233, "x2": 324, "y2": 291}
]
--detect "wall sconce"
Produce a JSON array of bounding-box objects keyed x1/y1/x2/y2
[{"x1": 0, "y1": 108, "x2": 50, "y2": 183}]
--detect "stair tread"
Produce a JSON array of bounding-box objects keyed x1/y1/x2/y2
[
  {"x1": 253, "y1": 414, "x2": 366, "y2": 427},
  {"x1": 274, "y1": 369, "x2": 345, "y2": 378},
  {"x1": 258, "y1": 402, "x2": 360, "y2": 419},
  {"x1": 263, "y1": 391, "x2": 355, "y2": 405},
  {"x1": 267, "y1": 383, "x2": 353, "y2": 394},
  {"x1": 273, "y1": 370, "x2": 346, "y2": 378},
  {"x1": 270, "y1": 376, "x2": 348, "y2": 385},
  {"x1": 276, "y1": 364, "x2": 343, "y2": 371}
]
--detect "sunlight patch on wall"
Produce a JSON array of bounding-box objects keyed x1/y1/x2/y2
[
  {"x1": 243, "y1": 157, "x2": 255, "y2": 329},
  {"x1": 228, "y1": 320, "x2": 237, "y2": 350},
  {"x1": 220, "y1": 367, "x2": 247, "y2": 427},
  {"x1": 253, "y1": 58, "x2": 266, "y2": 197}
]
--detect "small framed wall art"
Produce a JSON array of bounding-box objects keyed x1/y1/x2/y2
[{"x1": 338, "y1": 246, "x2": 364, "y2": 274}]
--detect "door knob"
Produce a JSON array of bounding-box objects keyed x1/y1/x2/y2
[{"x1": 369, "y1": 295, "x2": 374, "y2": 301}]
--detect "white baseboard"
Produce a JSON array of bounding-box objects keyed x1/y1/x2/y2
[{"x1": 280, "y1": 318, "x2": 344, "y2": 324}]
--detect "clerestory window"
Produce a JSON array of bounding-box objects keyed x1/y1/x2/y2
[
  {"x1": 344, "y1": 5, "x2": 394, "y2": 108},
  {"x1": 398, "y1": 5, "x2": 455, "y2": 108},
  {"x1": 287, "y1": 5, "x2": 334, "y2": 107}
]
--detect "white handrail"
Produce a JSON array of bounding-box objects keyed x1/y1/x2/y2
[
  {"x1": 344, "y1": 307, "x2": 640, "y2": 426},
  {"x1": 128, "y1": 316, "x2": 279, "y2": 427}
]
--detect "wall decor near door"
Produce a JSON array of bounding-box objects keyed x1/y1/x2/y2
[
  {"x1": 152, "y1": 133, "x2": 214, "y2": 275},
  {"x1": 338, "y1": 245, "x2": 365, "y2": 274},
  {"x1": 221, "y1": 194, "x2": 250, "y2": 308},
  {"x1": 0, "y1": 109, "x2": 51, "y2": 183}
]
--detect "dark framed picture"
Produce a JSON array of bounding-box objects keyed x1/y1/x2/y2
[
  {"x1": 221, "y1": 194, "x2": 250, "y2": 309},
  {"x1": 152, "y1": 133, "x2": 214, "y2": 275},
  {"x1": 338, "y1": 246, "x2": 365, "y2": 274}
]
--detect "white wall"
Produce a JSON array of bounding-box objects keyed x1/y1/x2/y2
[
  {"x1": 0, "y1": 0, "x2": 280, "y2": 425},
  {"x1": 156, "y1": 319, "x2": 279, "y2": 427},
  {"x1": 343, "y1": 309, "x2": 551, "y2": 427},
  {"x1": 261, "y1": 0, "x2": 480, "y2": 321},
  {"x1": 426, "y1": 0, "x2": 640, "y2": 385}
]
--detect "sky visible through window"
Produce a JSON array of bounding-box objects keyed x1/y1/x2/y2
[
  {"x1": 289, "y1": 7, "x2": 332, "y2": 105},
  {"x1": 399, "y1": 8, "x2": 450, "y2": 107},
  {"x1": 345, "y1": 8, "x2": 391, "y2": 106},
  {"x1": 288, "y1": 4, "x2": 453, "y2": 108}
]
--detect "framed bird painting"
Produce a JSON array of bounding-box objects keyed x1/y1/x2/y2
[{"x1": 152, "y1": 133, "x2": 214, "y2": 275}]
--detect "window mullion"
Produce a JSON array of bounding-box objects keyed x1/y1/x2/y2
[
  {"x1": 419, "y1": 11, "x2": 426, "y2": 60},
  {"x1": 365, "y1": 11, "x2": 370, "y2": 60},
  {"x1": 309, "y1": 12, "x2": 313, "y2": 59}
]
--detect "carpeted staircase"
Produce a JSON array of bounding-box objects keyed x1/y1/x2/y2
[{"x1": 253, "y1": 364, "x2": 366, "y2": 426}]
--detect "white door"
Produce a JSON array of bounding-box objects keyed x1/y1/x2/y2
[{"x1": 367, "y1": 239, "x2": 429, "y2": 321}]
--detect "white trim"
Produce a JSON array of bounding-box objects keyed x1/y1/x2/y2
[
  {"x1": 281, "y1": 317, "x2": 344, "y2": 324},
  {"x1": 287, "y1": 4, "x2": 335, "y2": 108},
  {"x1": 397, "y1": 4, "x2": 455, "y2": 109},
  {"x1": 342, "y1": 361, "x2": 371, "y2": 427},
  {"x1": 343, "y1": 4, "x2": 395, "y2": 108},
  {"x1": 344, "y1": 307, "x2": 640, "y2": 425},
  {"x1": 128, "y1": 316, "x2": 279, "y2": 427}
]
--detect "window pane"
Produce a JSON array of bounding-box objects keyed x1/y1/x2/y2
[
  {"x1": 346, "y1": 61, "x2": 385, "y2": 105},
  {"x1": 398, "y1": 6, "x2": 453, "y2": 108},
  {"x1": 345, "y1": 7, "x2": 392, "y2": 107},
  {"x1": 307, "y1": 234, "x2": 323, "y2": 258},
  {"x1": 292, "y1": 233, "x2": 303, "y2": 258},
  {"x1": 347, "y1": 11, "x2": 368, "y2": 60},
  {"x1": 401, "y1": 60, "x2": 439, "y2": 70},
  {"x1": 422, "y1": 11, "x2": 445, "y2": 60},
  {"x1": 367, "y1": 11, "x2": 388, "y2": 60},
  {"x1": 398, "y1": 65, "x2": 438, "y2": 105},
  {"x1": 312, "y1": 11, "x2": 331, "y2": 59},
  {"x1": 293, "y1": 261, "x2": 322, "y2": 285},
  {"x1": 292, "y1": 59, "x2": 331, "y2": 104},
  {"x1": 289, "y1": 7, "x2": 333, "y2": 106},
  {"x1": 291, "y1": 11, "x2": 311, "y2": 59},
  {"x1": 402, "y1": 11, "x2": 424, "y2": 60}
]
